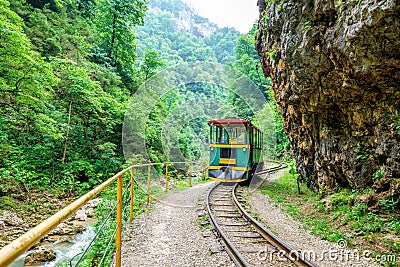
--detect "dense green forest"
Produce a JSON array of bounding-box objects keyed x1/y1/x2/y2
[{"x1": 0, "y1": 0, "x2": 289, "y2": 195}]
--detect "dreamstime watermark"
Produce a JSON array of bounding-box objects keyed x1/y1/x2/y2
[
  {"x1": 257, "y1": 239, "x2": 397, "y2": 265},
  {"x1": 121, "y1": 62, "x2": 276, "y2": 206}
]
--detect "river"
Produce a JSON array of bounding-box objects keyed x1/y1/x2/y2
[{"x1": 9, "y1": 221, "x2": 97, "y2": 267}]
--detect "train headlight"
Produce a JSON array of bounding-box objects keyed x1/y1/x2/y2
[
  {"x1": 210, "y1": 147, "x2": 214, "y2": 151},
  {"x1": 242, "y1": 148, "x2": 246, "y2": 152}
]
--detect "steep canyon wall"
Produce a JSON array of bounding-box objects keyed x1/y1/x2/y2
[{"x1": 256, "y1": 0, "x2": 400, "y2": 200}]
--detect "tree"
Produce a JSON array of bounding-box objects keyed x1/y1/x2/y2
[
  {"x1": 204, "y1": 27, "x2": 241, "y2": 63},
  {"x1": 93, "y1": 0, "x2": 147, "y2": 73},
  {"x1": 0, "y1": 0, "x2": 59, "y2": 186},
  {"x1": 140, "y1": 49, "x2": 165, "y2": 80}
]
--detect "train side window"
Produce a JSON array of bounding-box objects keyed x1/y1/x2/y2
[
  {"x1": 255, "y1": 131, "x2": 259, "y2": 148},
  {"x1": 216, "y1": 127, "x2": 222, "y2": 143},
  {"x1": 209, "y1": 126, "x2": 213, "y2": 143}
]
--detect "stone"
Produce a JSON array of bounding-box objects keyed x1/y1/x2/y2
[
  {"x1": 255, "y1": 0, "x2": 400, "y2": 201},
  {"x1": 75, "y1": 209, "x2": 88, "y2": 221},
  {"x1": 48, "y1": 222, "x2": 85, "y2": 236},
  {"x1": 24, "y1": 246, "x2": 56, "y2": 265},
  {"x1": 0, "y1": 211, "x2": 28, "y2": 228},
  {"x1": 79, "y1": 198, "x2": 102, "y2": 219}
]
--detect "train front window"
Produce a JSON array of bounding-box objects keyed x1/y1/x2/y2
[
  {"x1": 220, "y1": 148, "x2": 236, "y2": 159},
  {"x1": 224, "y1": 125, "x2": 246, "y2": 144},
  {"x1": 209, "y1": 123, "x2": 247, "y2": 144},
  {"x1": 238, "y1": 127, "x2": 246, "y2": 144}
]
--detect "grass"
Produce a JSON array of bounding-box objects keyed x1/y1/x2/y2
[
  {"x1": 259, "y1": 169, "x2": 400, "y2": 267},
  {"x1": 196, "y1": 215, "x2": 213, "y2": 231},
  {"x1": 0, "y1": 196, "x2": 17, "y2": 210}
]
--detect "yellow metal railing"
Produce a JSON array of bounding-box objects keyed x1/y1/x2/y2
[{"x1": 0, "y1": 161, "x2": 205, "y2": 267}]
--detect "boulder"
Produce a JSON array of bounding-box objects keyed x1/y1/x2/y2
[
  {"x1": 0, "y1": 211, "x2": 28, "y2": 228},
  {"x1": 24, "y1": 246, "x2": 56, "y2": 265},
  {"x1": 48, "y1": 222, "x2": 85, "y2": 236}
]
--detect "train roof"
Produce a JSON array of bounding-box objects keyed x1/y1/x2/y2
[{"x1": 207, "y1": 119, "x2": 263, "y2": 133}]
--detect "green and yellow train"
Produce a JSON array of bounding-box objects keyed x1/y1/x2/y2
[{"x1": 207, "y1": 119, "x2": 263, "y2": 183}]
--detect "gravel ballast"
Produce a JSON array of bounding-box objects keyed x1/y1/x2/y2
[
  {"x1": 121, "y1": 182, "x2": 233, "y2": 267},
  {"x1": 121, "y1": 179, "x2": 381, "y2": 267}
]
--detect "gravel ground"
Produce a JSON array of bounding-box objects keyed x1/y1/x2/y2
[
  {"x1": 246, "y1": 189, "x2": 380, "y2": 267},
  {"x1": 121, "y1": 178, "x2": 380, "y2": 267},
  {"x1": 121, "y1": 181, "x2": 233, "y2": 267}
]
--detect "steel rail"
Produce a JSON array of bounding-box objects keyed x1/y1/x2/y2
[
  {"x1": 254, "y1": 160, "x2": 288, "y2": 176},
  {"x1": 232, "y1": 184, "x2": 319, "y2": 267},
  {"x1": 206, "y1": 183, "x2": 251, "y2": 267}
]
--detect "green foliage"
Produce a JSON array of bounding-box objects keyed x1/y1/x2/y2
[
  {"x1": 1, "y1": 0, "x2": 134, "y2": 194},
  {"x1": 278, "y1": 0, "x2": 285, "y2": 11},
  {"x1": 356, "y1": 147, "x2": 371, "y2": 159},
  {"x1": 390, "y1": 114, "x2": 400, "y2": 135},
  {"x1": 139, "y1": 48, "x2": 166, "y2": 80},
  {"x1": 373, "y1": 168, "x2": 384, "y2": 180},
  {"x1": 26, "y1": 0, "x2": 61, "y2": 12},
  {"x1": 0, "y1": 196, "x2": 17, "y2": 210},
  {"x1": 204, "y1": 27, "x2": 241, "y2": 63},
  {"x1": 0, "y1": 0, "x2": 56, "y2": 97},
  {"x1": 267, "y1": 49, "x2": 277, "y2": 60},
  {"x1": 197, "y1": 215, "x2": 212, "y2": 231},
  {"x1": 259, "y1": 172, "x2": 399, "y2": 263},
  {"x1": 303, "y1": 21, "x2": 311, "y2": 32},
  {"x1": 135, "y1": 2, "x2": 240, "y2": 64},
  {"x1": 93, "y1": 0, "x2": 147, "y2": 77},
  {"x1": 379, "y1": 199, "x2": 398, "y2": 214},
  {"x1": 387, "y1": 220, "x2": 400, "y2": 234}
]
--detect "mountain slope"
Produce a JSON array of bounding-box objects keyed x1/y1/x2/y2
[{"x1": 136, "y1": 0, "x2": 241, "y2": 64}]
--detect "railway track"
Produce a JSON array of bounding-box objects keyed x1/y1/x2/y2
[
  {"x1": 254, "y1": 160, "x2": 288, "y2": 176},
  {"x1": 206, "y1": 165, "x2": 318, "y2": 267}
]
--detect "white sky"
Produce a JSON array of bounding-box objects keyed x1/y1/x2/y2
[{"x1": 182, "y1": 0, "x2": 259, "y2": 33}]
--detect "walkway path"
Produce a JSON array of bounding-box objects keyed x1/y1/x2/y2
[{"x1": 121, "y1": 182, "x2": 233, "y2": 267}]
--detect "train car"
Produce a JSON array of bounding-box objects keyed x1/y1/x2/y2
[{"x1": 207, "y1": 119, "x2": 263, "y2": 183}]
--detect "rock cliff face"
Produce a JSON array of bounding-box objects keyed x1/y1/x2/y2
[
  {"x1": 256, "y1": 0, "x2": 400, "y2": 200},
  {"x1": 149, "y1": 0, "x2": 218, "y2": 37}
]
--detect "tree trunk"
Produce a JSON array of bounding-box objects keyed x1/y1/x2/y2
[
  {"x1": 108, "y1": 3, "x2": 118, "y2": 66},
  {"x1": 62, "y1": 101, "x2": 72, "y2": 163}
]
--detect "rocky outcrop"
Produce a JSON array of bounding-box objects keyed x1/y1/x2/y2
[
  {"x1": 256, "y1": 0, "x2": 400, "y2": 199},
  {"x1": 149, "y1": 0, "x2": 218, "y2": 38},
  {"x1": 25, "y1": 246, "x2": 56, "y2": 265},
  {"x1": 0, "y1": 211, "x2": 30, "y2": 247},
  {"x1": 73, "y1": 198, "x2": 101, "y2": 221}
]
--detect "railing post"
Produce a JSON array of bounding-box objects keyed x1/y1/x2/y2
[
  {"x1": 129, "y1": 167, "x2": 135, "y2": 222},
  {"x1": 116, "y1": 175, "x2": 123, "y2": 267},
  {"x1": 165, "y1": 163, "x2": 169, "y2": 192},
  {"x1": 188, "y1": 163, "x2": 192, "y2": 187},
  {"x1": 147, "y1": 165, "x2": 151, "y2": 204}
]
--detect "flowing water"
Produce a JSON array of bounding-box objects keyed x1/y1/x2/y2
[{"x1": 9, "y1": 220, "x2": 97, "y2": 267}]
